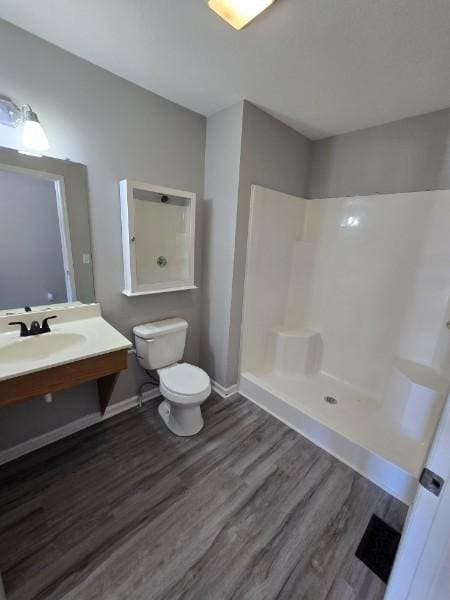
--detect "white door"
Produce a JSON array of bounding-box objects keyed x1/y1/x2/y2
[{"x1": 385, "y1": 391, "x2": 450, "y2": 599}]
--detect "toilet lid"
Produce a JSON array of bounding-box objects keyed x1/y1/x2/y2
[{"x1": 158, "y1": 363, "x2": 210, "y2": 395}]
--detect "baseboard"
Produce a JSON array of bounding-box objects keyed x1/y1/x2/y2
[
  {"x1": 1, "y1": 379, "x2": 240, "y2": 467},
  {"x1": 105, "y1": 388, "x2": 160, "y2": 418},
  {"x1": 211, "y1": 379, "x2": 239, "y2": 399},
  {"x1": 0, "y1": 388, "x2": 161, "y2": 467}
]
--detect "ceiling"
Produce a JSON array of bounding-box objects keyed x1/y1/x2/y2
[{"x1": 1, "y1": 0, "x2": 449, "y2": 139}]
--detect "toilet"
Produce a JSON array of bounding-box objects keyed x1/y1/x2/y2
[{"x1": 133, "y1": 318, "x2": 211, "y2": 436}]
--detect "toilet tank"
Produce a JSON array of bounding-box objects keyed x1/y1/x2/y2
[{"x1": 133, "y1": 318, "x2": 188, "y2": 370}]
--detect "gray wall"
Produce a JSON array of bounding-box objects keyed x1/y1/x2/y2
[
  {"x1": 200, "y1": 101, "x2": 312, "y2": 388},
  {"x1": 0, "y1": 170, "x2": 67, "y2": 308},
  {"x1": 2, "y1": 19, "x2": 449, "y2": 452},
  {"x1": 227, "y1": 102, "x2": 311, "y2": 386},
  {"x1": 0, "y1": 148, "x2": 96, "y2": 306},
  {"x1": 308, "y1": 108, "x2": 450, "y2": 198},
  {"x1": 0, "y1": 19, "x2": 205, "y2": 450},
  {"x1": 200, "y1": 102, "x2": 244, "y2": 386}
]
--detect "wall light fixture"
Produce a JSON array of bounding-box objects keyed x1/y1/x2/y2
[{"x1": 0, "y1": 97, "x2": 50, "y2": 153}]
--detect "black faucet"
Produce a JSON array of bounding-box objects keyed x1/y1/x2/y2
[
  {"x1": 29, "y1": 321, "x2": 42, "y2": 335},
  {"x1": 9, "y1": 316, "x2": 57, "y2": 337}
]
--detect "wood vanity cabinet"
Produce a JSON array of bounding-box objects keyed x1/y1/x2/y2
[{"x1": 0, "y1": 349, "x2": 128, "y2": 415}]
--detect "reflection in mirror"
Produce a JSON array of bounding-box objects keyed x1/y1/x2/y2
[
  {"x1": 0, "y1": 147, "x2": 95, "y2": 311},
  {"x1": 0, "y1": 167, "x2": 74, "y2": 308}
]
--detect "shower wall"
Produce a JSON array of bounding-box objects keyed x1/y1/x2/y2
[
  {"x1": 241, "y1": 185, "x2": 450, "y2": 401},
  {"x1": 241, "y1": 186, "x2": 307, "y2": 373}
]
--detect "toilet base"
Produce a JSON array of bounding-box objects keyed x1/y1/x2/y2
[{"x1": 158, "y1": 399, "x2": 204, "y2": 437}]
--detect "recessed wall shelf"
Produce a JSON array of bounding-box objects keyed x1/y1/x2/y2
[{"x1": 120, "y1": 180, "x2": 197, "y2": 296}]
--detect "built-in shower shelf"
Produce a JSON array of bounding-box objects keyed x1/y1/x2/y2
[
  {"x1": 385, "y1": 358, "x2": 449, "y2": 443},
  {"x1": 271, "y1": 327, "x2": 322, "y2": 376}
]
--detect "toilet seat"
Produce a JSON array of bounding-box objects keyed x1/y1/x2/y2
[{"x1": 158, "y1": 363, "x2": 211, "y2": 406}]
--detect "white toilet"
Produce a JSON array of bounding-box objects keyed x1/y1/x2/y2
[{"x1": 133, "y1": 318, "x2": 211, "y2": 436}]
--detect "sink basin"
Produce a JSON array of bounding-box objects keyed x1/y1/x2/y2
[
  {"x1": 0, "y1": 333, "x2": 87, "y2": 363},
  {"x1": 0, "y1": 303, "x2": 132, "y2": 384}
]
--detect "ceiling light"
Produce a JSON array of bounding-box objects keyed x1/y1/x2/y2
[
  {"x1": 0, "y1": 97, "x2": 50, "y2": 154},
  {"x1": 208, "y1": 0, "x2": 276, "y2": 30}
]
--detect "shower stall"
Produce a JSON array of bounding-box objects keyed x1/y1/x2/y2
[{"x1": 240, "y1": 185, "x2": 450, "y2": 503}]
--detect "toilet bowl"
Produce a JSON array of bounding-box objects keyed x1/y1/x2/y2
[
  {"x1": 133, "y1": 318, "x2": 211, "y2": 436},
  {"x1": 158, "y1": 363, "x2": 211, "y2": 435}
]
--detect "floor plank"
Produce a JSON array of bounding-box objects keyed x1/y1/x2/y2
[{"x1": 0, "y1": 394, "x2": 408, "y2": 600}]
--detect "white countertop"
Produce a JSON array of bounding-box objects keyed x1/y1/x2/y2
[{"x1": 0, "y1": 303, "x2": 132, "y2": 382}]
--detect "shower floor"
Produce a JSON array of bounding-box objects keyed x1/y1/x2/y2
[{"x1": 240, "y1": 369, "x2": 431, "y2": 503}]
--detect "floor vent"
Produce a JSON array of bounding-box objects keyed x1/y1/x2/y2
[{"x1": 355, "y1": 514, "x2": 401, "y2": 583}]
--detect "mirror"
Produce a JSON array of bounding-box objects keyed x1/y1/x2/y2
[{"x1": 0, "y1": 147, "x2": 95, "y2": 311}]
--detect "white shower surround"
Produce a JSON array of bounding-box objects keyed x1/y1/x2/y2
[{"x1": 239, "y1": 185, "x2": 450, "y2": 503}]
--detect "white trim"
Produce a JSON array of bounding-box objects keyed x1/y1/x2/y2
[
  {"x1": 120, "y1": 179, "x2": 196, "y2": 296},
  {"x1": 122, "y1": 285, "x2": 198, "y2": 296},
  {"x1": 54, "y1": 177, "x2": 76, "y2": 302},
  {"x1": 211, "y1": 379, "x2": 239, "y2": 399},
  {"x1": 0, "y1": 388, "x2": 161, "y2": 467},
  {"x1": 240, "y1": 374, "x2": 417, "y2": 504}
]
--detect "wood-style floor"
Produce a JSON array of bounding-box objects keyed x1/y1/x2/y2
[{"x1": 0, "y1": 394, "x2": 407, "y2": 600}]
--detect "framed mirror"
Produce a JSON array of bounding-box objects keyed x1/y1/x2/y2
[{"x1": 0, "y1": 147, "x2": 95, "y2": 311}]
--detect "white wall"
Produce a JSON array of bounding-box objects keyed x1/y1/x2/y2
[
  {"x1": 134, "y1": 198, "x2": 190, "y2": 285},
  {"x1": 397, "y1": 192, "x2": 450, "y2": 375},
  {"x1": 299, "y1": 192, "x2": 450, "y2": 398},
  {"x1": 241, "y1": 186, "x2": 307, "y2": 373},
  {"x1": 242, "y1": 187, "x2": 450, "y2": 402}
]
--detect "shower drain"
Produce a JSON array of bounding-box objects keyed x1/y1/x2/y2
[
  {"x1": 324, "y1": 396, "x2": 338, "y2": 405},
  {"x1": 157, "y1": 256, "x2": 168, "y2": 268}
]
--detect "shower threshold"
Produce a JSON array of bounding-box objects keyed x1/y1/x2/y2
[{"x1": 240, "y1": 370, "x2": 430, "y2": 504}]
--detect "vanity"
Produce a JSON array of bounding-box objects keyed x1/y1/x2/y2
[
  {"x1": 0, "y1": 303, "x2": 131, "y2": 414},
  {"x1": 0, "y1": 147, "x2": 131, "y2": 416}
]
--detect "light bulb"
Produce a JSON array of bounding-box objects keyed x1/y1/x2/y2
[{"x1": 21, "y1": 105, "x2": 49, "y2": 153}]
